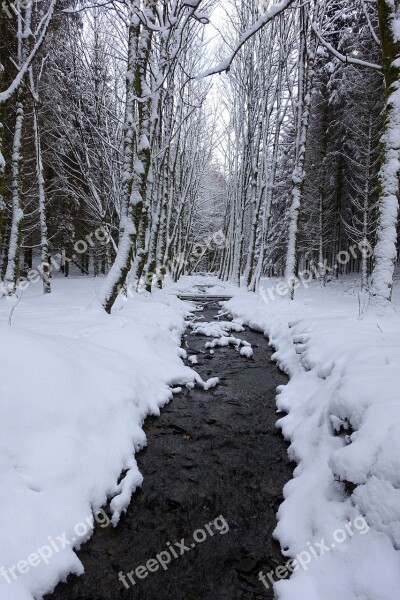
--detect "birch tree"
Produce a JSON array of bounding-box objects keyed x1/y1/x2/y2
[
  {"x1": 3, "y1": 0, "x2": 33, "y2": 293},
  {"x1": 100, "y1": 0, "x2": 209, "y2": 312},
  {"x1": 30, "y1": 65, "x2": 51, "y2": 293},
  {"x1": 284, "y1": 2, "x2": 319, "y2": 299},
  {"x1": 0, "y1": 0, "x2": 55, "y2": 268}
]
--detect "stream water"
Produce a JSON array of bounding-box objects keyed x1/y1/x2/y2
[{"x1": 47, "y1": 299, "x2": 292, "y2": 600}]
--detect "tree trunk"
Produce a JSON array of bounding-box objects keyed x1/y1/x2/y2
[
  {"x1": 33, "y1": 102, "x2": 51, "y2": 293},
  {"x1": 285, "y1": 6, "x2": 316, "y2": 299},
  {"x1": 4, "y1": 94, "x2": 24, "y2": 294},
  {"x1": 101, "y1": 7, "x2": 153, "y2": 313},
  {"x1": 370, "y1": 0, "x2": 400, "y2": 306}
]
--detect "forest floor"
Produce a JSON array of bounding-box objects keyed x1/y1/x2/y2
[{"x1": 1, "y1": 273, "x2": 400, "y2": 600}]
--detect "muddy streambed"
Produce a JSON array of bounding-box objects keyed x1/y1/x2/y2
[{"x1": 47, "y1": 300, "x2": 292, "y2": 600}]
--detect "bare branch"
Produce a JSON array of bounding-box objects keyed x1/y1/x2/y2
[
  {"x1": 311, "y1": 22, "x2": 382, "y2": 71},
  {"x1": 197, "y1": 0, "x2": 295, "y2": 79}
]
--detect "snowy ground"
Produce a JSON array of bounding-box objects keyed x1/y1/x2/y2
[
  {"x1": 221, "y1": 275, "x2": 400, "y2": 600},
  {"x1": 1, "y1": 273, "x2": 400, "y2": 599},
  {"x1": 0, "y1": 277, "x2": 201, "y2": 600}
]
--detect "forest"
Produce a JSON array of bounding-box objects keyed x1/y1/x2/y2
[
  {"x1": 1, "y1": 0, "x2": 400, "y2": 599},
  {"x1": 0, "y1": 0, "x2": 397, "y2": 307}
]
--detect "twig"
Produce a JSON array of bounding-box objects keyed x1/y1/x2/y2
[{"x1": 8, "y1": 290, "x2": 24, "y2": 326}]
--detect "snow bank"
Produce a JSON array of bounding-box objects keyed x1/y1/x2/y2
[
  {"x1": 3, "y1": 272, "x2": 399, "y2": 599},
  {"x1": 190, "y1": 320, "x2": 244, "y2": 337},
  {"x1": 0, "y1": 278, "x2": 195, "y2": 600},
  {"x1": 223, "y1": 278, "x2": 400, "y2": 600}
]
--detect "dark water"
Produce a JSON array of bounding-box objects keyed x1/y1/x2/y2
[{"x1": 46, "y1": 302, "x2": 292, "y2": 600}]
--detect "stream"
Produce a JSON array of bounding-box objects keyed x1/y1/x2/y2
[{"x1": 47, "y1": 298, "x2": 292, "y2": 600}]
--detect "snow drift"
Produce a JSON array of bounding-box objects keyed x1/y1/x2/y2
[
  {"x1": 0, "y1": 280, "x2": 194, "y2": 599},
  {"x1": 225, "y1": 280, "x2": 400, "y2": 600}
]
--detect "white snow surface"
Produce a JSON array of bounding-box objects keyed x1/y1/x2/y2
[
  {"x1": 216, "y1": 274, "x2": 400, "y2": 600},
  {"x1": 190, "y1": 320, "x2": 244, "y2": 337},
  {"x1": 239, "y1": 346, "x2": 253, "y2": 358},
  {"x1": 0, "y1": 277, "x2": 196, "y2": 600},
  {"x1": 3, "y1": 272, "x2": 400, "y2": 599}
]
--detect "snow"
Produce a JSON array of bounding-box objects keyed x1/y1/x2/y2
[
  {"x1": 217, "y1": 274, "x2": 400, "y2": 600},
  {"x1": 196, "y1": 375, "x2": 219, "y2": 390},
  {"x1": 198, "y1": 0, "x2": 294, "y2": 78},
  {"x1": 370, "y1": 43, "x2": 400, "y2": 306},
  {"x1": 0, "y1": 0, "x2": 56, "y2": 104},
  {"x1": 205, "y1": 335, "x2": 241, "y2": 348},
  {"x1": 240, "y1": 345, "x2": 253, "y2": 358},
  {"x1": 3, "y1": 271, "x2": 400, "y2": 599},
  {"x1": 190, "y1": 320, "x2": 244, "y2": 336},
  {"x1": 0, "y1": 277, "x2": 199, "y2": 600},
  {"x1": 188, "y1": 300, "x2": 254, "y2": 358}
]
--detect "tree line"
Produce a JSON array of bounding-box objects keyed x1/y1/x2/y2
[{"x1": 0, "y1": 0, "x2": 399, "y2": 311}]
